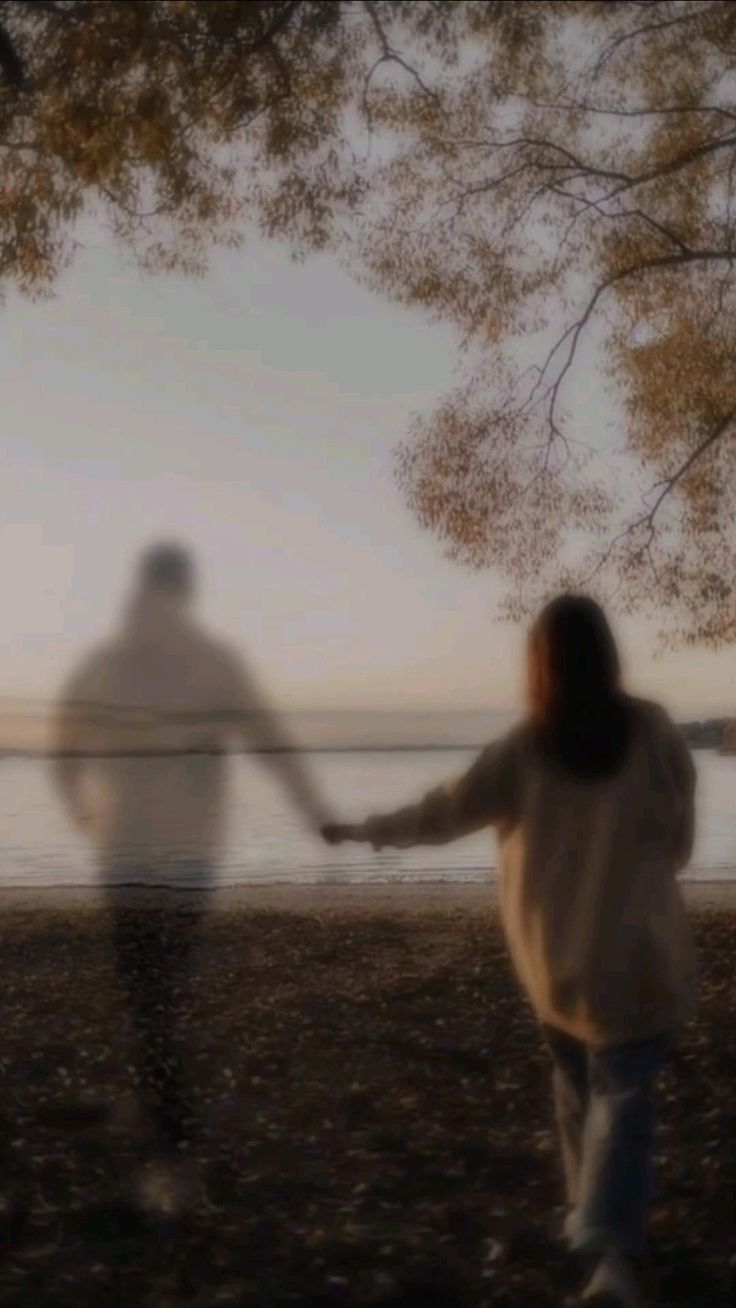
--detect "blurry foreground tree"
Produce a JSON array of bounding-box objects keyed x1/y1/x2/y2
[{"x1": 2, "y1": 1, "x2": 736, "y2": 644}]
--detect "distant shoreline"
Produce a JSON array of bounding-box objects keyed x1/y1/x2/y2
[
  {"x1": 1, "y1": 879, "x2": 735, "y2": 914},
  {"x1": 1, "y1": 711, "x2": 732, "y2": 763},
  {"x1": 1, "y1": 740, "x2": 732, "y2": 760},
  {"x1": 0, "y1": 715, "x2": 732, "y2": 759},
  {"x1": 1, "y1": 744, "x2": 504, "y2": 759}
]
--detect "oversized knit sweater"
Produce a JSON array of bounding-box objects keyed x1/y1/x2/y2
[{"x1": 364, "y1": 698, "x2": 696, "y2": 1046}]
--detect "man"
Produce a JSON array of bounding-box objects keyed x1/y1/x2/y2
[{"x1": 52, "y1": 542, "x2": 329, "y2": 1214}]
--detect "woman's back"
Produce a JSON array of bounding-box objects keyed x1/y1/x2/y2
[
  {"x1": 325, "y1": 595, "x2": 697, "y2": 1047},
  {"x1": 500, "y1": 697, "x2": 697, "y2": 1046}
]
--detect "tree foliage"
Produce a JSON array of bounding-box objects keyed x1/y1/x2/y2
[
  {"x1": 2, "y1": 1, "x2": 736, "y2": 644},
  {"x1": 0, "y1": 1, "x2": 375, "y2": 283},
  {"x1": 366, "y1": 0, "x2": 736, "y2": 647}
]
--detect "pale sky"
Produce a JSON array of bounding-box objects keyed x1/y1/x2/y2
[{"x1": 1, "y1": 236, "x2": 734, "y2": 721}]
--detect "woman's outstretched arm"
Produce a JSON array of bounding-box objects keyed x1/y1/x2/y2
[{"x1": 323, "y1": 730, "x2": 521, "y2": 850}]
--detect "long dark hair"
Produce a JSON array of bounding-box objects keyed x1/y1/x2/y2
[{"x1": 528, "y1": 595, "x2": 633, "y2": 779}]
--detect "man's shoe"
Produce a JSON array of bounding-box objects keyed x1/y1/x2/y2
[{"x1": 581, "y1": 1252, "x2": 644, "y2": 1308}]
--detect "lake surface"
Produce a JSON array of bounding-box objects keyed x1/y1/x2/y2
[{"x1": 0, "y1": 748, "x2": 734, "y2": 888}]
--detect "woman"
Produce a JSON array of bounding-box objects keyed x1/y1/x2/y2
[{"x1": 323, "y1": 595, "x2": 696, "y2": 1308}]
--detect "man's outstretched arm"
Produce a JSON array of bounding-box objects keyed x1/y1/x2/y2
[
  {"x1": 226, "y1": 653, "x2": 330, "y2": 832},
  {"x1": 49, "y1": 663, "x2": 96, "y2": 831}
]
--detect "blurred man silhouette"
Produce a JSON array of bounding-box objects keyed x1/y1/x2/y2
[{"x1": 52, "y1": 542, "x2": 329, "y2": 1214}]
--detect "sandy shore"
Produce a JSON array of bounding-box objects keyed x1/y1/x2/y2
[
  {"x1": 1, "y1": 876, "x2": 735, "y2": 915},
  {"x1": 0, "y1": 887, "x2": 733, "y2": 1306}
]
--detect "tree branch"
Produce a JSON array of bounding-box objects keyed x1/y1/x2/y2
[
  {"x1": 532, "y1": 97, "x2": 736, "y2": 125},
  {"x1": 608, "y1": 129, "x2": 736, "y2": 200},
  {"x1": 362, "y1": 0, "x2": 440, "y2": 105},
  {"x1": 589, "y1": 7, "x2": 707, "y2": 81},
  {"x1": 584, "y1": 406, "x2": 736, "y2": 584},
  {"x1": 463, "y1": 127, "x2": 736, "y2": 205},
  {"x1": 547, "y1": 248, "x2": 736, "y2": 436},
  {"x1": 547, "y1": 185, "x2": 693, "y2": 255},
  {"x1": 645, "y1": 407, "x2": 736, "y2": 520}
]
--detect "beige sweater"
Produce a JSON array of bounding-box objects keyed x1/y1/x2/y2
[{"x1": 364, "y1": 699, "x2": 697, "y2": 1046}]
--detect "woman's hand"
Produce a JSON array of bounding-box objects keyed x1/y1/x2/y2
[
  {"x1": 321, "y1": 821, "x2": 367, "y2": 846},
  {"x1": 322, "y1": 822, "x2": 385, "y2": 851},
  {"x1": 320, "y1": 816, "x2": 384, "y2": 847}
]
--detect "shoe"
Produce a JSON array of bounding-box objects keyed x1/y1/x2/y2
[
  {"x1": 580, "y1": 1251, "x2": 644, "y2": 1307},
  {"x1": 562, "y1": 1208, "x2": 577, "y2": 1244},
  {"x1": 131, "y1": 1154, "x2": 203, "y2": 1221}
]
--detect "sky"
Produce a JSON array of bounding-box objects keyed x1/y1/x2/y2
[{"x1": 1, "y1": 234, "x2": 735, "y2": 726}]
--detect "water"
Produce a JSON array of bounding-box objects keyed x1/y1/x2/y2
[{"x1": 0, "y1": 748, "x2": 734, "y2": 888}]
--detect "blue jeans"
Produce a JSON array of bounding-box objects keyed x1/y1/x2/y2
[{"x1": 544, "y1": 1026, "x2": 670, "y2": 1256}]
